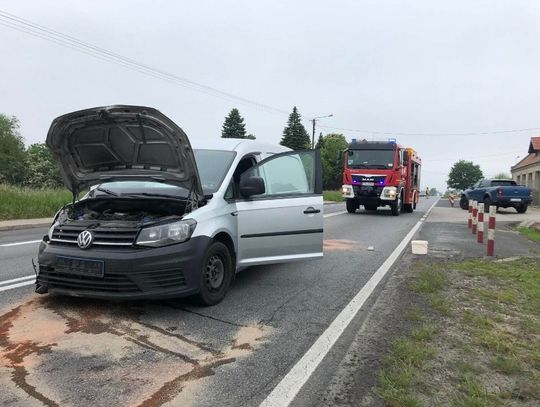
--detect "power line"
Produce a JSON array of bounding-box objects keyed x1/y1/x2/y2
[
  {"x1": 0, "y1": 10, "x2": 290, "y2": 116},
  {"x1": 319, "y1": 124, "x2": 540, "y2": 137}
]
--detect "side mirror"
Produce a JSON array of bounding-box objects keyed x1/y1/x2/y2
[{"x1": 240, "y1": 176, "x2": 265, "y2": 197}]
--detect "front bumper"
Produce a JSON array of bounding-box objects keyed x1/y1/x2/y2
[
  {"x1": 342, "y1": 184, "x2": 396, "y2": 204},
  {"x1": 36, "y1": 236, "x2": 212, "y2": 300}
]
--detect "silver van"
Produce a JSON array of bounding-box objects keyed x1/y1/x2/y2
[{"x1": 36, "y1": 105, "x2": 323, "y2": 305}]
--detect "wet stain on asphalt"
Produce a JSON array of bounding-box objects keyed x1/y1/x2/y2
[
  {"x1": 324, "y1": 239, "x2": 365, "y2": 252},
  {"x1": 0, "y1": 297, "x2": 269, "y2": 406}
]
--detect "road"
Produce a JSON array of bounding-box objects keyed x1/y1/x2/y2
[{"x1": 0, "y1": 199, "x2": 435, "y2": 407}]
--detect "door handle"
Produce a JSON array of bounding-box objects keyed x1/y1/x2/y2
[
  {"x1": 303, "y1": 207, "x2": 320, "y2": 214},
  {"x1": 230, "y1": 211, "x2": 238, "y2": 216}
]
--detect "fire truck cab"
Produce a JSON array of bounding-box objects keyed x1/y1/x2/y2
[{"x1": 341, "y1": 140, "x2": 421, "y2": 216}]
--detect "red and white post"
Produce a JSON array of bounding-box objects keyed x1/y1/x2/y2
[
  {"x1": 477, "y1": 203, "x2": 484, "y2": 244},
  {"x1": 472, "y1": 201, "x2": 478, "y2": 235},
  {"x1": 468, "y1": 199, "x2": 473, "y2": 228},
  {"x1": 487, "y1": 205, "x2": 496, "y2": 256}
]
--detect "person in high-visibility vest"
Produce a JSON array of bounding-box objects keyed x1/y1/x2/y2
[{"x1": 425, "y1": 187, "x2": 430, "y2": 199}]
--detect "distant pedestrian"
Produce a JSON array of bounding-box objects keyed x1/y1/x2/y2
[
  {"x1": 448, "y1": 191, "x2": 456, "y2": 207},
  {"x1": 425, "y1": 187, "x2": 430, "y2": 199}
]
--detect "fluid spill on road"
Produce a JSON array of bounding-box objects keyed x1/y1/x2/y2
[
  {"x1": 324, "y1": 239, "x2": 365, "y2": 252},
  {"x1": 0, "y1": 297, "x2": 270, "y2": 406}
]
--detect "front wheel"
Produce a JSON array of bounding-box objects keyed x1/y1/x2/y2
[
  {"x1": 459, "y1": 196, "x2": 469, "y2": 210},
  {"x1": 484, "y1": 197, "x2": 492, "y2": 213},
  {"x1": 516, "y1": 204, "x2": 528, "y2": 214},
  {"x1": 346, "y1": 199, "x2": 358, "y2": 213},
  {"x1": 390, "y1": 193, "x2": 402, "y2": 216},
  {"x1": 197, "y1": 241, "x2": 233, "y2": 306}
]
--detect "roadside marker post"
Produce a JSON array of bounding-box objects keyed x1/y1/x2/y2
[
  {"x1": 472, "y1": 201, "x2": 478, "y2": 235},
  {"x1": 477, "y1": 203, "x2": 484, "y2": 244},
  {"x1": 468, "y1": 200, "x2": 473, "y2": 228},
  {"x1": 487, "y1": 205, "x2": 496, "y2": 256}
]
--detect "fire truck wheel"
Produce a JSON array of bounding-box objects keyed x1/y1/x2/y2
[
  {"x1": 390, "y1": 194, "x2": 402, "y2": 216},
  {"x1": 346, "y1": 199, "x2": 358, "y2": 213}
]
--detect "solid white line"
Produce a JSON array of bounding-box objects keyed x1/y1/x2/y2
[
  {"x1": 0, "y1": 239, "x2": 42, "y2": 247},
  {"x1": 323, "y1": 210, "x2": 347, "y2": 218},
  {"x1": 0, "y1": 275, "x2": 35, "y2": 286},
  {"x1": 0, "y1": 280, "x2": 34, "y2": 292},
  {"x1": 260, "y1": 198, "x2": 440, "y2": 407}
]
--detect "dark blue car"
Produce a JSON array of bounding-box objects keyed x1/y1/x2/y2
[{"x1": 460, "y1": 179, "x2": 532, "y2": 213}]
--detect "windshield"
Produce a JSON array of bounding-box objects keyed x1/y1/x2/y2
[
  {"x1": 347, "y1": 149, "x2": 396, "y2": 169},
  {"x1": 194, "y1": 149, "x2": 236, "y2": 194}
]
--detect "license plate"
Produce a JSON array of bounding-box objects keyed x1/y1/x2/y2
[
  {"x1": 510, "y1": 198, "x2": 521, "y2": 202},
  {"x1": 56, "y1": 256, "x2": 104, "y2": 277},
  {"x1": 362, "y1": 182, "x2": 374, "y2": 186}
]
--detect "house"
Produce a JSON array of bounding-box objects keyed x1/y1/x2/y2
[{"x1": 511, "y1": 136, "x2": 540, "y2": 205}]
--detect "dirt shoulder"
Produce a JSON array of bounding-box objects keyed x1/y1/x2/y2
[{"x1": 320, "y1": 203, "x2": 540, "y2": 406}]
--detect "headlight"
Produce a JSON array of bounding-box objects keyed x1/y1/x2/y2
[
  {"x1": 136, "y1": 219, "x2": 197, "y2": 247},
  {"x1": 381, "y1": 187, "x2": 397, "y2": 200},
  {"x1": 341, "y1": 184, "x2": 354, "y2": 197}
]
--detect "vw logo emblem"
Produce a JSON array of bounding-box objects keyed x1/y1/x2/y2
[{"x1": 77, "y1": 230, "x2": 94, "y2": 249}]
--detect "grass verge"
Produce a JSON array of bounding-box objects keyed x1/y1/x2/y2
[
  {"x1": 517, "y1": 225, "x2": 540, "y2": 244},
  {"x1": 378, "y1": 258, "x2": 540, "y2": 406},
  {"x1": 323, "y1": 190, "x2": 344, "y2": 202},
  {"x1": 0, "y1": 184, "x2": 71, "y2": 220}
]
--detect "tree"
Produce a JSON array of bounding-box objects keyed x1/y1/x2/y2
[
  {"x1": 280, "y1": 106, "x2": 310, "y2": 150},
  {"x1": 447, "y1": 160, "x2": 484, "y2": 190},
  {"x1": 493, "y1": 172, "x2": 511, "y2": 179},
  {"x1": 246, "y1": 134, "x2": 256, "y2": 140},
  {"x1": 429, "y1": 187, "x2": 439, "y2": 196},
  {"x1": 0, "y1": 114, "x2": 27, "y2": 184},
  {"x1": 320, "y1": 133, "x2": 348, "y2": 190},
  {"x1": 221, "y1": 108, "x2": 246, "y2": 139},
  {"x1": 25, "y1": 143, "x2": 63, "y2": 188},
  {"x1": 315, "y1": 133, "x2": 324, "y2": 149}
]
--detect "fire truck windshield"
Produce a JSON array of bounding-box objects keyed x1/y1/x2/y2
[{"x1": 347, "y1": 149, "x2": 395, "y2": 169}]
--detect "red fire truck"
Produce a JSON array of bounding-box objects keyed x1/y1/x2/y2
[{"x1": 341, "y1": 140, "x2": 421, "y2": 216}]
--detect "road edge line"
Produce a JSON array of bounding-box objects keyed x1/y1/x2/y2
[
  {"x1": 0, "y1": 239, "x2": 42, "y2": 247},
  {"x1": 260, "y1": 198, "x2": 440, "y2": 407},
  {"x1": 0, "y1": 280, "x2": 35, "y2": 293}
]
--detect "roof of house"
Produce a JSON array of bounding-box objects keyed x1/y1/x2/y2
[{"x1": 529, "y1": 136, "x2": 540, "y2": 153}]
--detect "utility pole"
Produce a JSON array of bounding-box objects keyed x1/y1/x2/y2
[{"x1": 310, "y1": 114, "x2": 333, "y2": 149}]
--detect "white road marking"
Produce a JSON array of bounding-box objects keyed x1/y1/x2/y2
[
  {"x1": 0, "y1": 275, "x2": 35, "y2": 286},
  {"x1": 323, "y1": 210, "x2": 347, "y2": 218},
  {"x1": 0, "y1": 239, "x2": 42, "y2": 247},
  {"x1": 260, "y1": 198, "x2": 440, "y2": 407},
  {"x1": 0, "y1": 280, "x2": 35, "y2": 292}
]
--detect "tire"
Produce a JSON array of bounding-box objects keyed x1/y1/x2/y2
[
  {"x1": 364, "y1": 204, "x2": 378, "y2": 211},
  {"x1": 403, "y1": 203, "x2": 413, "y2": 213},
  {"x1": 516, "y1": 205, "x2": 528, "y2": 214},
  {"x1": 346, "y1": 199, "x2": 357, "y2": 214},
  {"x1": 459, "y1": 196, "x2": 469, "y2": 210},
  {"x1": 484, "y1": 197, "x2": 492, "y2": 213},
  {"x1": 390, "y1": 192, "x2": 402, "y2": 216},
  {"x1": 197, "y1": 241, "x2": 233, "y2": 306}
]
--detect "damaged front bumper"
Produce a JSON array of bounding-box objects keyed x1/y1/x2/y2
[{"x1": 36, "y1": 236, "x2": 211, "y2": 300}]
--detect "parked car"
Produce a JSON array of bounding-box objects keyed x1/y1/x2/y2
[
  {"x1": 459, "y1": 179, "x2": 532, "y2": 213},
  {"x1": 37, "y1": 105, "x2": 323, "y2": 305}
]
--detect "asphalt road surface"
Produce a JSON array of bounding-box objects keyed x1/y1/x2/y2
[{"x1": 0, "y1": 199, "x2": 436, "y2": 407}]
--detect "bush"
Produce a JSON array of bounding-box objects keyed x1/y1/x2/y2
[{"x1": 0, "y1": 184, "x2": 71, "y2": 220}]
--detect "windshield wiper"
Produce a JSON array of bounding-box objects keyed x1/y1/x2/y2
[
  {"x1": 95, "y1": 187, "x2": 120, "y2": 197},
  {"x1": 122, "y1": 192, "x2": 185, "y2": 199}
]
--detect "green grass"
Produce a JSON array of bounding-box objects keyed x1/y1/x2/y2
[
  {"x1": 377, "y1": 257, "x2": 540, "y2": 406},
  {"x1": 0, "y1": 183, "x2": 72, "y2": 220},
  {"x1": 517, "y1": 226, "x2": 540, "y2": 244},
  {"x1": 322, "y1": 190, "x2": 344, "y2": 202}
]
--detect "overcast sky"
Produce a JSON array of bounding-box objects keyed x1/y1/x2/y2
[{"x1": 1, "y1": 0, "x2": 540, "y2": 191}]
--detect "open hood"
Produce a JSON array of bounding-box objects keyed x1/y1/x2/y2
[{"x1": 46, "y1": 105, "x2": 203, "y2": 198}]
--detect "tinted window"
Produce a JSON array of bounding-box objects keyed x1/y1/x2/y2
[{"x1": 491, "y1": 180, "x2": 517, "y2": 187}]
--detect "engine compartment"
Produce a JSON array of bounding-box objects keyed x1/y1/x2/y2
[{"x1": 59, "y1": 197, "x2": 187, "y2": 226}]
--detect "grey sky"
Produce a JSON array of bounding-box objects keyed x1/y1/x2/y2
[{"x1": 1, "y1": 0, "x2": 539, "y2": 191}]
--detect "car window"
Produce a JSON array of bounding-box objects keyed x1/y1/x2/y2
[
  {"x1": 491, "y1": 180, "x2": 517, "y2": 186},
  {"x1": 242, "y1": 151, "x2": 315, "y2": 197},
  {"x1": 193, "y1": 149, "x2": 236, "y2": 194}
]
